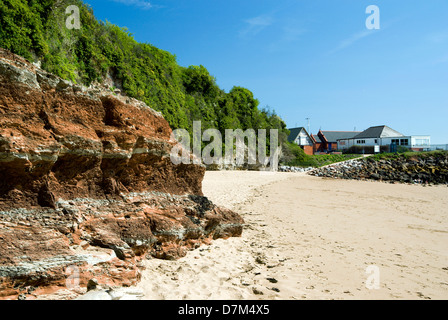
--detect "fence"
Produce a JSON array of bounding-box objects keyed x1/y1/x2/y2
[
  {"x1": 342, "y1": 144, "x2": 448, "y2": 154},
  {"x1": 422, "y1": 144, "x2": 448, "y2": 151}
]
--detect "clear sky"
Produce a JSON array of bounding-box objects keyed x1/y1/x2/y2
[{"x1": 85, "y1": 0, "x2": 448, "y2": 144}]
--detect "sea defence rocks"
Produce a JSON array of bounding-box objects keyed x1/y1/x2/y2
[
  {"x1": 278, "y1": 166, "x2": 313, "y2": 173},
  {"x1": 0, "y1": 48, "x2": 244, "y2": 299},
  {"x1": 308, "y1": 154, "x2": 448, "y2": 185}
]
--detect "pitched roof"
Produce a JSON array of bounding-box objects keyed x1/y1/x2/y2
[
  {"x1": 287, "y1": 127, "x2": 309, "y2": 143},
  {"x1": 354, "y1": 125, "x2": 404, "y2": 139},
  {"x1": 312, "y1": 134, "x2": 322, "y2": 143},
  {"x1": 320, "y1": 131, "x2": 361, "y2": 142}
]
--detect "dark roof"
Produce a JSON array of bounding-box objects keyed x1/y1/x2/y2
[
  {"x1": 320, "y1": 131, "x2": 361, "y2": 142},
  {"x1": 287, "y1": 127, "x2": 308, "y2": 143},
  {"x1": 353, "y1": 125, "x2": 404, "y2": 139},
  {"x1": 312, "y1": 134, "x2": 321, "y2": 143}
]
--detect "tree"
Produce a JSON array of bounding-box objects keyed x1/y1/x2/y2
[
  {"x1": 0, "y1": 0, "x2": 293, "y2": 155},
  {"x1": 227, "y1": 86, "x2": 260, "y2": 130}
]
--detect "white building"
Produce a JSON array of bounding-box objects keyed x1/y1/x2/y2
[
  {"x1": 287, "y1": 127, "x2": 315, "y2": 155},
  {"x1": 338, "y1": 125, "x2": 430, "y2": 151}
]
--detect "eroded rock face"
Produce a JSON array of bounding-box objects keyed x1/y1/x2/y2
[{"x1": 0, "y1": 48, "x2": 244, "y2": 300}]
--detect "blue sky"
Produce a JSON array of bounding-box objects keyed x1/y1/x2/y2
[{"x1": 85, "y1": 0, "x2": 448, "y2": 143}]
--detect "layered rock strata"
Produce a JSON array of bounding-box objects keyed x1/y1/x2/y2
[{"x1": 0, "y1": 48, "x2": 244, "y2": 299}]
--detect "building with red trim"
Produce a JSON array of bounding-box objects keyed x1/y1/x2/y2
[{"x1": 288, "y1": 127, "x2": 361, "y2": 155}]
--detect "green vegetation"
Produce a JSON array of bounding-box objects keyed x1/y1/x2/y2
[
  {"x1": 310, "y1": 154, "x2": 361, "y2": 167},
  {"x1": 371, "y1": 150, "x2": 448, "y2": 162},
  {"x1": 280, "y1": 142, "x2": 309, "y2": 165},
  {"x1": 282, "y1": 143, "x2": 360, "y2": 167},
  {"x1": 0, "y1": 0, "x2": 288, "y2": 153}
]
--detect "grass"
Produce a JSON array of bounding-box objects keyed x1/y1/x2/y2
[
  {"x1": 371, "y1": 150, "x2": 448, "y2": 161},
  {"x1": 286, "y1": 154, "x2": 361, "y2": 168}
]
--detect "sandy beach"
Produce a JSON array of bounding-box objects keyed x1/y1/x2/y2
[{"x1": 136, "y1": 171, "x2": 448, "y2": 300}]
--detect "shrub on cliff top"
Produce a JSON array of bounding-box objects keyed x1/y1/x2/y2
[{"x1": 0, "y1": 0, "x2": 288, "y2": 148}]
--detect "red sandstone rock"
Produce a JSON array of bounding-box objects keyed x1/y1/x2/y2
[{"x1": 0, "y1": 48, "x2": 244, "y2": 300}]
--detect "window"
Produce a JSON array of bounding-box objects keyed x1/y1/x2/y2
[
  {"x1": 374, "y1": 139, "x2": 378, "y2": 144},
  {"x1": 400, "y1": 139, "x2": 409, "y2": 146},
  {"x1": 391, "y1": 139, "x2": 400, "y2": 145},
  {"x1": 415, "y1": 139, "x2": 429, "y2": 146},
  {"x1": 356, "y1": 140, "x2": 366, "y2": 144}
]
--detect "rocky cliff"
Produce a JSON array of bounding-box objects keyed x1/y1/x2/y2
[
  {"x1": 309, "y1": 153, "x2": 448, "y2": 185},
  {"x1": 0, "y1": 48, "x2": 244, "y2": 300}
]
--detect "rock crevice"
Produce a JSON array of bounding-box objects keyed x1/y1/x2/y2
[
  {"x1": 0, "y1": 48, "x2": 244, "y2": 300},
  {"x1": 309, "y1": 154, "x2": 448, "y2": 185}
]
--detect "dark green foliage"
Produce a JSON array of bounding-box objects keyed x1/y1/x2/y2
[
  {"x1": 281, "y1": 142, "x2": 309, "y2": 165},
  {"x1": 371, "y1": 150, "x2": 447, "y2": 162},
  {"x1": 0, "y1": 0, "x2": 290, "y2": 156},
  {"x1": 0, "y1": 0, "x2": 49, "y2": 60},
  {"x1": 282, "y1": 143, "x2": 360, "y2": 168}
]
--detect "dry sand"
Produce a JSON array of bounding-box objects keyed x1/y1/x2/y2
[{"x1": 136, "y1": 171, "x2": 448, "y2": 300}]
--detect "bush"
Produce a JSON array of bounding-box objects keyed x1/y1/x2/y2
[
  {"x1": 281, "y1": 144, "x2": 360, "y2": 168},
  {"x1": 281, "y1": 142, "x2": 311, "y2": 166},
  {"x1": 0, "y1": 0, "x2": 289, "y2": 143}
]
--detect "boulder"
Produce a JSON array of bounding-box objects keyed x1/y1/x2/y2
[
  {"x1": 308, "y1": 154, "x2": 448, "y2": 185},
  {"x1": 0, "y1": 48, "x2": 244, "y2": 300}
]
